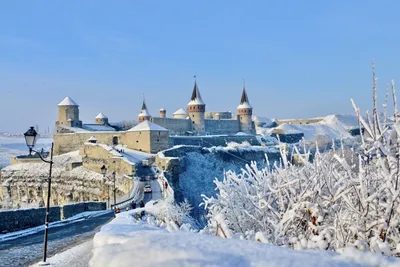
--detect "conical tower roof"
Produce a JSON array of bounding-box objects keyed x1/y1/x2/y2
[
  {"x1": 188, "y1": 81, "x2": 205, "y2": 106},
  {"x1": 237, "y1": 87, "x2": 252, "y2": 109},
  {"x1": 58, "y1": 96, "x2": 78, "y2": 106},
  {"x1": 138, "y1": 98, "x2": 151, "y2": 117}
]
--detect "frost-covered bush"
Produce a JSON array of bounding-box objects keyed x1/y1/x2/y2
[
  {"x1": 202, "y1": 62, "x2": 400, "y2": 256},
  {"x1": 147, "y1": 199, "x2": 194, "y2": 228}
]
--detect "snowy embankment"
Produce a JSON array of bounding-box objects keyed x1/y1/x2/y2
[
  {"x1": 89, "y1": 202, "x2": 399, "y2": 267},
  {"x1": 255, "y1": 114, "x2": 360, "y2": 142}
]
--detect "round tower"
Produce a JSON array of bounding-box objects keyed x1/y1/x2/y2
[
  {"x1": 187, "y1": 80, "x2": 206, "y2": 133},
  {"x1": 237, "y1": 87, "x2": 253, "y2": 134},
  {"x1": 56, "y1": 96, "x2": 82, "y2": 128},
  {"x1": 95, "y1": 113, "x2": 109, "y2": 125},
  {"x1": 159, "y1": 108, "x2": 166, "y2": 118},
  {"x1": 138, "y1": 99, "x2": 151, "y2": 123}
]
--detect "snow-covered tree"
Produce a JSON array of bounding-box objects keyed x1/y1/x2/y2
[{"x1": 202, "y1": 62, "x2": 400, "y2": 256}]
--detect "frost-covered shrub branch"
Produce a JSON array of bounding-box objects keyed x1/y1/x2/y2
[{"x1": 202, "y1": 62, "x2": 400, "y2": 256}]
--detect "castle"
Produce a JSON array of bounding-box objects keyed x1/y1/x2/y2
[
  {"x1": 52, "y1": 81, "x2": 257, "y2": 155},
  {"x1": 143, "y1": 81, "x2": 255, "y2": 135}
]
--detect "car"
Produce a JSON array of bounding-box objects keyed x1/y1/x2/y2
[
  {"x1": 114, "y1": 207, "x2": 121, "y2": 213},
  {"x1": 139, "y1": 177, "x2": 146, "y2": 182},
  {"x1": 144, "y1": 185, "x2": 152, "y2": 193}
]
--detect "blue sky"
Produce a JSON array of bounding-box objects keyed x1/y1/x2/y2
[{"x1": 1, "y1": 1, "x2": 400, "y2": 134}]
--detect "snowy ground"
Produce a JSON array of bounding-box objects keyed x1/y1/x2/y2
[
  {"x1": 87, "y1": 207, "x2": 400, "y2": 267},
  {"x1": 29, "y1": 240, "x2": 93, "y2": 267}
]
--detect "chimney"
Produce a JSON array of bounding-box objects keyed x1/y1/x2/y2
[{"x1": 159, "y1": 108, "x2": 166, "y2": 118}]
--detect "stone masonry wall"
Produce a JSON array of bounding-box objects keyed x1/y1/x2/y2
[
  {"x1": 54, "y1": 132, "x2": 122, "y2": 155},
  {"x1": 204, "y1": 119, "x2": 240, "y2": 135},
  {"x1": 0, "y1": 201, "x2": 106, "y2": 233},
  {"x1": 80, "y1": 144, "x2": 136, "y2": 176},
  {"x1": 151, "y1": 117, "x2": 191, "y2": 135}
]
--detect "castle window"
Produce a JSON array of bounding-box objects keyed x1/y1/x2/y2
[
  {"x1": 136, "y1": 140, "x2": 139, "y2": 143},
  {"x1": 157, "y1": 139, "x2": 159, "y2": 142}
]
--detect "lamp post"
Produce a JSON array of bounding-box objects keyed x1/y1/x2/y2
[
  {"x1": 101, "y1": 165, "x2": 109, "y2": 209},
  {"x1": 112, "y1": 171, "x2": 116, "y2": 206},
  {"x1": 24, "y1": 126, "x2": 54, "y2": 266}
]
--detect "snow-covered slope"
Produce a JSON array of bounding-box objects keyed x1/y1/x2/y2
[
  {"x1": 89, "y1": 208, "x2": 400, "y2": 267},
  {"x1": 256, "y1": 114, "x2": 360, "y2": 142}
]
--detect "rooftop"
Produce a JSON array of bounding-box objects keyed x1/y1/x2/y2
[
  {"x1": 58, "y1": 97, "x2": 78, "y2": 106},
  {"x1": 95, "y1": 113, "x2": 108, "y2": 119},
  {"x1": 173, "y1": 108, "x2": 187, "y2": 115},
  {"x1": 128, "y1": 120, "x2": 169, "y2": 132}
]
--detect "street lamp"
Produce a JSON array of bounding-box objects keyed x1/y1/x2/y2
[
  {"x1": 101, "y1": 165, "x2": 110, "y2": 209},
  {"x1": 24, "y1": 126, "x2": 54, "y2": 266},
  {"x1": 112, "y1": 171, "x2": 116, "y2": 206}
]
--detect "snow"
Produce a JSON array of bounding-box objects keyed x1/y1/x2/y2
[
  {"x1": 89, "y1": 207, "x2": 399, "y2": 267},
  {"x1": 237, "y1": 101, "x2": 252, "y2": 109},
  {"x1": 95, "y1": 112, "x2": 107, "y2": 119},
  {"x1": 138, "y1": 109, "x2": 151, "y2": 117},
  {"x1": 115, "y1": 145, "x2": 154, "y2": 164},
  {"x1": 173, "y1": 108, "x2": 187, "y2": 115},
  {"x1": 257, "y1": 114, "x2": 360, "y2": 141},
  {"x1": 58, "y1": 96, "x2": 78, "y2": 106},
  {"x1": 128, "y1": 120, "x2": 169, "y2": 132},
  {"x1": 82, "y1": 124, "x2": 116, "y2": 132},
  {"x1": 252, "y1": 115, "x2": 274, "y2": 126},
  {"x1": 88, "y1": 136, "x2": 97, "y2": 142},
  {"x1": 29, "y1": 240, "x2": 93, "y2": 267}
]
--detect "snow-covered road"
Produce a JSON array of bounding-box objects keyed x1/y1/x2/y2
[{"x1": 0, "y1": 211, "x2": 113, "y2": 267}]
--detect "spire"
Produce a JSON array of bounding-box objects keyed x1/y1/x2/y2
[
  {"x1": 240, "y1": 88, "x2": 249, "y2": 104},
  {"x1": 237, "y1": 81, "x2": 252, "y2": 109},
  {"x1": 141, "y1": 95, "x2": 147, "y2": 111},
  {"x1": 188, "y1": 77, "x2": 205, "y2": 106}
]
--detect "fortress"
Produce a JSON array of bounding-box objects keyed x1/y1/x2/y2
[{"x1": 53, "y1": 81, "x2": 257, "y2": 155}]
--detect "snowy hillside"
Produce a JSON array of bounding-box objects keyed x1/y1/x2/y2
[
  {"x1": 89, "y1": 204, "x2": 400, "y2": 267},
  {"x1": 255, "y1": 114, "x2": 360, "y2": 142}
]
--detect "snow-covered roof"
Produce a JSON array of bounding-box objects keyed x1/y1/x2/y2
[
  {"x1": 237, "y1": 102, "x2": 252, "y2": 109},
  {"x1": 138, "y1": 109, "x2": 151, "y2": 117},
  {"x1": 58, "y1": 97, "x2": 78, "y2": 106},
  {"x1": 88, "y1": 136, "x2": 97, "y2": 141},
  {"x1": 128, "y1": 120, "x2": 169, "y2": 132},
  {"x1": 82, "y1": 124, "x2": 116, "y2": 132},
  {"x1": 159, "y1": 108, "x2": 166, "y2": 111},
  {"x1": 237, "y1": 88, "x2": 252, "y2": 109},
  {"x1": 173, "y1": 108, "x2": 187, "y2": 115},
  {"x1": 95, "y1": 113, "x2": 108, "y2": 119},
  {"x1": 187, "y1": 81, "x2": 205, "y2": 106}
]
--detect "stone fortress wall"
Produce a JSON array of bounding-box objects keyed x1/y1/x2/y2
[
  {"x1": 275, "y1": 118, "x2": 324, "y2": 125},
  {"x1": 204, "y1": 119, "x2": 241, "y2": 135},
  {"x1": 151, "y1": 117, "x2": 191, "y2": 135},
  {"x1": 0, "y1": 201, "x2": 106, "y2": 233}
]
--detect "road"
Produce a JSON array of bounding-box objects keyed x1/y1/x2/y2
[{"x1": 0, "y1": 211, "x2": 114, "y2": 267}]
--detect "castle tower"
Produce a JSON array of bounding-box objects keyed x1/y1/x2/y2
[
  {"x1": 159, "y1": 108, "x2": 166, "y2": 118},
  {"x1": 138, "y1": 98, "x2": 151, "y2": 123},
  {"x1": 187, "y1": 80, "x2": 206, "y2": 133},
  {"x1": 56, "y1": 96, "x2": 82, "y2": 128},
  {"x1": 237, "y1": 86, "x2": 253, "y2": 134},
  {"x1": 95, "y1": 113, "x2": 109, "y2": 125}
]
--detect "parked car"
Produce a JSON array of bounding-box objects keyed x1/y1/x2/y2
[
  {"x1": 144, "y1": 185, "x2": 152, "y2": 193},
  {"x1": 114, "y1": 207, "x2": 121, "y2": 213}
]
